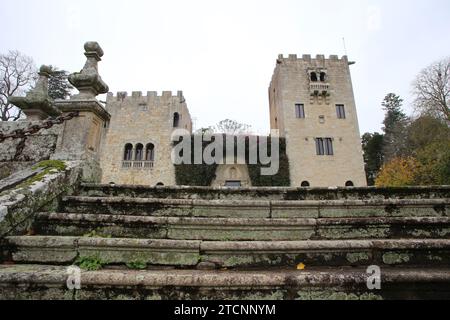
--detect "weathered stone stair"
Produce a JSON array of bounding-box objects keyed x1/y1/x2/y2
[{"x1": 1, "y1": 184, "x2": 450, "y2": 300}]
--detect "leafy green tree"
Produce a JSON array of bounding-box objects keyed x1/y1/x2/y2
[
  {"x1": 381, "y1": 93, "x2": 409, "y2": 162},
  {"x1": 362, "y1": 132, "x2": 384, "y2": 186},
  {"x1": 48, "y1": 66, "x2": 73, "y2": 100},
  {"x1": 405, "y1": 116, "x2": 450, "y2": 154},
  {"x1": 414, "y1": 140, "x2": 450, "y2": 185}
]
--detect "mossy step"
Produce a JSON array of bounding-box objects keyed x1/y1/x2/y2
[
  {"x1": 200, "y1": 239, "x2": 450, "y2": 268},
  {"x1": 4, "y1": 236, "x2": 200, "y2": 267},
  {"x1": 79, "y1": 183, "x2": 450, "y2": 201},
  {"x1": 1, "y1": 265, "x2": 450, "y2": 300},
  {"x1": 35, "y1": 213, "x2": 450, "y2": 241},
  {"x1": 4, "y1": 236, "x2": 450, "y2": 269},
  {"x1": 61, "y1": 196, "x2": 449, "y2": 218}
]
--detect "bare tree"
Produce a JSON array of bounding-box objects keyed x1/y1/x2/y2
[
  {"x1": 210, "y1": 119, "x2": 252, "y2": 135},
  {"x1": 413, "y1": 57, "x2": 450, "y2": 122},
  {"x1": 0, "y1": 50, "x2": 36, "y2": 121}
]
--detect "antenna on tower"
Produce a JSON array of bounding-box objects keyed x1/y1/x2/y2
[
  {"x1": 342, "y1": 37, "x2": 348, "y2": 56},
  {"x1": 342, "y1": 37, "x2": 356, "y2": 65}
]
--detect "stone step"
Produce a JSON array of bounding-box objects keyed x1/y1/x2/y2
[
  {"x1": 4, "y1": 236, "x2": 200, "y2": 267},
  {"x1": 1, "y1": 265, "x2": 450, "y2": 300},
  {"x1": 4, "y1": 236, "x2": 450, "y2": 268},
  {"x1": 61, "y1": 196, "x2": 449, "y2": 219},
  {"x1": 79, "y1": 183, "x2": 450, "y2": 201},
  {"x1": 34, "y1": 213, "x2": 450, "y2": 241}
]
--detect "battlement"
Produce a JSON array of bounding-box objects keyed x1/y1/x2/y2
[
  {"x1": 277, "y1": 54, "x2": 348, "y2": 63},
  {"x1": 106, "y1": 91, "x2": 185, "y2": 102}
]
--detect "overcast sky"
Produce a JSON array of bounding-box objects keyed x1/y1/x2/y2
[{"x1": 1, "y1": 0, "x2": 449, "y2": 134}]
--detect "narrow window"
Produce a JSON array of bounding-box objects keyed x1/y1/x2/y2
[
  {"x1": 320, "y1": 72, "x2": 327, "y2": 82},
  {"x1": 301, "y1": 181, "x2": 310, "y2": 187},
  {"x1": 135, "y1": 144, "x2": 144, "y2": 161},
  {"x1": 336, "y1": 104, "x2": 346, "y2": 119},
  {"x1": 310, "y1": 72, "x2": 318, "y2": 82},
  {"x1": 295, "y1": 104, "x2": 305, "y2": 119},
  {"x1": 173, "y1": 113, "x2": 180, "y2": 128},
  {"x1": 325, "y1": 138, "x2": 334, "y2": 155},
  {"x1": 145, "y1": 143, "x2": 155, "y2": 161},
  {"x1": 315, "y1": 138, "x2": 325, "y2": 156},
  {"x1": 124, "y1": 144, "x2": 133, "y2": 161}
]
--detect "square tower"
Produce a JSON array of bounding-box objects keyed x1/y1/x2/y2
[
  {"x1": 100, "y1": 91, "x2": 192, "y2": 186},
  {"x1": 269, "y1": 54, "x2": 367, "y2": 187}
]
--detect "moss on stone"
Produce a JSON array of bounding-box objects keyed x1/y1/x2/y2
[
  {"x1": 346, "y1": 252, "x2": 370, "y2": 264},
  {"x1": 17, "y1": 160, "x2": 67, "y2": 189},
  {"x1": 75, "y1": 255, "x2": 106, "y2": 271},
  {"x1": 32, "y1": 160, "x2": 67, "y2": 172},
  {"x1": 383, "y1": 252, "x2": 411, "y2": 265},
  {"x1": 126, "y1": 259, "x2": 148, "y2": 270}
]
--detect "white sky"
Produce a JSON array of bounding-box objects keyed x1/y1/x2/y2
[{"x1": 1, "y1": 0, "x2": 449, "y2": 134}]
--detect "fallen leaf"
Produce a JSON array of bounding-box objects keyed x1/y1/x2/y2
[{"x1": 297, "y1": 263, "x2": 306, "y2": 271}]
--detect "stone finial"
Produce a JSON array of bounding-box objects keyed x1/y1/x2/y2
[
  {"x1": 8, "y1": 65, "x2": 61, "y2": 121},
  {"x1": 68, "y1": 41, "x2": 109, "y2": 100}
]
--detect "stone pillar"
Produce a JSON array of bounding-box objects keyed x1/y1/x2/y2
[
  {"x1": 8, "y1": 65, "x2": 61, "y2": 121},
  {"x1": 52, "y1": 42, "x2": 111, "y2": 163}
]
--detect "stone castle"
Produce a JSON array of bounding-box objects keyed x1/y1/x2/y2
[
  {"x1": 1, "y1": 42, "x2": 449, "y2": 300},
  {"x1": 99, "y1": 53, "x2": 367, "y2": 188}
]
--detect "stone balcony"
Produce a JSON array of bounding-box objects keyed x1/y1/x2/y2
[
  {"x1": 310, "y1": 82, "x2": 330, "y2": 95},
  {"x1": 122, "y1": 161, "x2": 154, "y2": 169}
]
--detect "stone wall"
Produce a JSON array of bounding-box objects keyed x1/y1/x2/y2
[
  {"x1": 0, "y1": 121, "x2": 63, "y2": 179},
  {"x1": 269, "y1": 54, "x2": 367, "y2": 188},
  {"x1": 0, "y1": 161, "x2": 83, "y2": 238},
  {"x1": 100, "y1": 91, "x2": 192, "y2": 186}
]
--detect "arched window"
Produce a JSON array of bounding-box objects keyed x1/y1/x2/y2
[
  {"x1": 135, "y1": 144, "x2": 144, "y2": 161},
  {"x1": 156, "y1": 182, "x2": 165, "y2": 187},
  {"x1": 124, "y1": 144, "x2": 133, "y2": 161},
  {"x1": 301, "y1": 181, "x2": 310, "y2": 187},
  {"x1": 145, "y1": 143, "x2": 155, "y2": 161},
  {"x1": 173, "y1": 113, "x2": 180, "y2": 128},
  {"x1": 320, "y1": 72, "x2": 327, "y2": 82},
  {"x1": 345, "y1": 181, "x2": 355, "y2": 187},
  {"x1": 310, "y1": 72, "x2": 318, "y2": 82}
]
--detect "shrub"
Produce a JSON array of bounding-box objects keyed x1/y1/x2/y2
[{"x1": 375, "y1": 157, "x2": 420, "y2": 187}]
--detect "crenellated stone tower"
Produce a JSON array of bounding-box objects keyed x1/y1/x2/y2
[
  {"x1": 100, "y1": 91, "x2": 192, "y2": 186},
  {"x1": 269, "y1": 54, "x2": 367, "y2": 187}
]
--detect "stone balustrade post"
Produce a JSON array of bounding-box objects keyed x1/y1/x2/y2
[{"x1": 51, "y1": 42, "x2": 111, "y2": 182}]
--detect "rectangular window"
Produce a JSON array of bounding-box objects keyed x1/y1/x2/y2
[
  {"x1": 295, "y1": 104, "x2": 305, "y2": 119},
  {"x1": 336, "y1": 104, "x2": 346, "y2": 119},
  {"x1": 325, "y1": 138, "x2": 334, "y2": 155},
  {"x1": 315, "y1": 138, "x2": 324, "y2": 155},
  {"x1": 316, "y1": 138, "x2": 334, "y2": 156}
]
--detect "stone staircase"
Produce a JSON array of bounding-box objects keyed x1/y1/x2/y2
[{"x1": 1, "y1": 184, "x2": 450, "y2": 300}]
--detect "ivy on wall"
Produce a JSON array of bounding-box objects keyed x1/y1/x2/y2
[
  {"x1": 174, "y1": 135, "x2": 291, "y2": 187},
  {"x1": 248, "y1": 137, "x2": 291, "y2": 187}
]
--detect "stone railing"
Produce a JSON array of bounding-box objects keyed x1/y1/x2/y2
[
  {"x1": 3, "y1": 41, "x2": 111, "y2": 183},
  {"x1": 122, "y1": 161, "x2": 154, "y2": 170},
  {"x1": 310, "y1": 83, "x2": 330, "y2": 94},
  {"x1": 0, "y1": 161, "x2": 84, "y2": 238}
]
